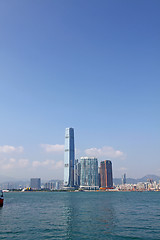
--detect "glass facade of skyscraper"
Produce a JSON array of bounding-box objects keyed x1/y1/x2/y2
[
  {"x1": 74, "y1": 159, "x2": 81, "y2": 187},
  {"x1": 100, "y1": 160, "x2": 113, "y2": 189},
  {"x1": 122, "y1": 173, "x2": 126, "y2": 185},
  {"x1": 64, "y1": 128, "x2": 75, "y2": 187},
  {"x1": 80, "y1": 157, "x2": 99, "y2": 190}
]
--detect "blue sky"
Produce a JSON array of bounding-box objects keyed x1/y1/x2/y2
[{"x1": 0, "y1": 0, "x2": 160, "y2": 180}]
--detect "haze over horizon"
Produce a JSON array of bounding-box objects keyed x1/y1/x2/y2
[{"x1": 0, "y1": 0, "x2": 160, "y2": 180}]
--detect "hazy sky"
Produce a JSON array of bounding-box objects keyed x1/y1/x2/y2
[{"x1": 0, "y1": 0, "x2": 160, "y2": 180}]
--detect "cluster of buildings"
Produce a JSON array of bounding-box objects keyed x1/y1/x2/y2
[
  {"x1": 64, "y1": 127, "x2": 113, "y2": 190},
  {"x1": 29, "y1": 178, "x2": 62, "y2": 190},
  {"x1": 117, "y1": 179, "x2": 160, "y2": 192}
]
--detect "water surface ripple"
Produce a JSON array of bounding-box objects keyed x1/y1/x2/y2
[{"x1": 0, "y1": 192, "x2": 160, "y2": 239}]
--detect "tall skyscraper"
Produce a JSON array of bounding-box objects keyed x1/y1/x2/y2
[
  {"x1": 64, "y1": 128, "x2": 75, "y2": 188},
  {"x1": 100, "y1": 160, "x2": 113, "y2": 189},
  {"x1": 122, "y1": 173, "x2": 126, "y2": 185},
  {"x1": 80, "y1": 157, "x2": 99, "y2": 190}
]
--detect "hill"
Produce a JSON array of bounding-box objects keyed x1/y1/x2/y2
[{"x1": 113, "y1": 175, "x2": 160, "y2": 185}]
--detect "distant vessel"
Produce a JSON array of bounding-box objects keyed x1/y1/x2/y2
[{"x1": 0, "y1": 190, "x2": 4, "y2": 207}]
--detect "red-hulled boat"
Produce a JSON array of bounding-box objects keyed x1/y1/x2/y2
[{"x1": 0, "y1": 190, "x2": 4, "y2": 207}]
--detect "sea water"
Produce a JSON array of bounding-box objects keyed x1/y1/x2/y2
[{"x1": 0, "y1": 191, "x2": 160, "y2": 239}]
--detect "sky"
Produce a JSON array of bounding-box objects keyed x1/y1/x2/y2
[{"x1": 0, "y1": 0, "x2": 160, "y2": 181}]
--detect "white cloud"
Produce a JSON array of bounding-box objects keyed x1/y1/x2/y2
[
  {"x1": 10, "y1": 158, "x2": 16, "y2": 163},
  {"x1": 32, "y1": 161, "x2": 41, "y2": 168},
  {"x1": 85, "y1": 146, "x2": 125, "y2": 159},
  {"x1": 119, "y1": 167, "x2": 127, "y2": 171},
  {"x1": 18, "y1": 158, "x2": 29, "y2": 168},
  {"x1": 1, "y1": 157, "x2": 29, "y2": 170},
  {"x1": 41, "y1": 144, "x2": 64, "y2": 153},
  {"x1": 2, "y1": 158, "x2": 16, "y2": 170},
  {"x1": 55, "y1": 160, "x2": 63, "y2": 169},
  {"x1": 32, "y1": 159, "x2": 63, "y2": 170},
  {"x1": 32, "y1": 159, "x2": 54, "y2": 168},
  {"x1": 0, "y1": 145, "x2": 23, "y2": 153}
]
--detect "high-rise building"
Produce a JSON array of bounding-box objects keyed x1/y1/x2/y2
[
  {"x1": 44, "y1": 182, "x2": 54, "y2": 190},
  {"x1": 55, "y1": 181, "x2": 60, "y2": 190},
  {"x1": 30, "y1": 178, "x2": 41, "y2": 190},
  {"x1": 98, "y1": 167, "x2": 101, "y2": 187},
  {"x1": 74, "y1": 159, "x2": 78, "y2": 186},
  {"x1": 77, "y1": 162, "x2": 81, "y2": 187},
  {"x1": 100, "y1": 160, "x2": 113, "y2": 189},
  {"x1": 122, "y1": 173, "x2": 126, "y2": 185},
  {"x1": 74, "y1": 159, "x2": 81, "y2": 187},
  {"x1": 64, "y1": 127, "x2": 75, "y2": 188},
  {"x1": 80, "y1": 157, "x2": 99, "y2": 190}
]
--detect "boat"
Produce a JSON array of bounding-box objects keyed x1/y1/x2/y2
[{"x1": 0, "y1": 190, "x2": 4, "y2": 207}]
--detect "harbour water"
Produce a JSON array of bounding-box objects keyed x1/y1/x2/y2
[{"x1": 0, "y1": 192, "x2": 160, "y2": 239}]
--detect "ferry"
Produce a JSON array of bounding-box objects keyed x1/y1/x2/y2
[{"x1": 0, "y1": 190, "x2": 4, "y2": 207}]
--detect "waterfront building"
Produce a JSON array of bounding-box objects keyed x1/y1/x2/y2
[
  {"x1": 55, "y1": 181, "x2": 60, "y2": 190},
  {"x1": 44, "y1": 182, "x2": 54, "y2": 190},
  {"x1": 74, "y1": 159, "x2": 78, "y2": 186},
  {"x1": 122, "y1": 173, "x2": 126, "y2": 185},
  {"x1": 100, "y1": 160, "x2": 113, "y2": 189},
  {"x1": 80, "y1": 157, "x2": 99, "y2": 190},
  {"x1": 74, "y1": 159, "x2": 81, "y2": 187},
  {"x1": 98, "y1": 167, "x2": 101, "y2": 187},
  {"x1": 64, "y1": 128, "x2": 75, "y2": 188},
  {"x1": 77, "y1": 162, "x2": 81, "y2": 186},
  {"x1": 30, "y1": 178, "x2": 41, "y2": 190}
]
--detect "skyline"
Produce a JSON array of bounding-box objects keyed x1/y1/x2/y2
[
  {"x1": 0, "y1": 1, "x2": 160, "y2": 180},
  {"x1": 0, "y1": 126, "x2": 158, "y2": 181}
]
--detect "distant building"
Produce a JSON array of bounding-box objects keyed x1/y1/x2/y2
[
  {"x1": 64, "y1": 128, "x2": 75, "y2": 188},
  {"x1": 30, "y1": 178, "x2": 41, "y2": 190},
  {"x1": 147, "y1": 178, "x2": 153, "y2": 184},
  {"x1": 55, "y1": 181, "x2": 60, "y2": 190},
  {"x1": 122, "y1": 173, "x2": 126, "y2": 185},
  {"x1": 44, "y1": 182, "x2": 54, "y2": 190},
  {"x1": 80, "y1": 157, "x2": 99, "y2": 190},
  {"x1": 100, "y1": 160, "x2": 113, "y2": 189}
]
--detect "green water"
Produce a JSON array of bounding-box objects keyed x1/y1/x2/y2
[{"x1": 0, "y1": 192, "x2": 160, "y2": 239}]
